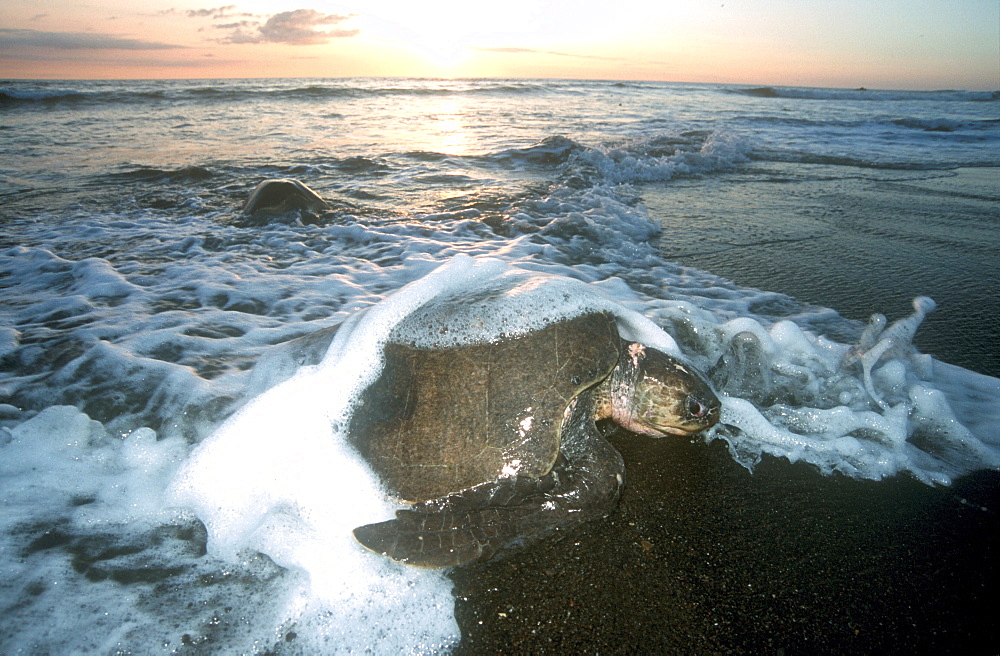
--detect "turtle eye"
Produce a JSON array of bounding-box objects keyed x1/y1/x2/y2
[{"x1": 686, "y1": 396, "x2": 707, "y2": 418}]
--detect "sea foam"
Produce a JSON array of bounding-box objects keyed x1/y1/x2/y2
[
  {"x1": 172, "y1": 257, "x2": 1000, "y2": 590},
  {"x1": 3, "y1": 254, "x2": 998, "y2": 654},
  {"x1": 3, "y1": 77, "x2": 998, "y2": 653},
  {"x1": 157, "y1": 256, "x2": 685, "y2": 652}
]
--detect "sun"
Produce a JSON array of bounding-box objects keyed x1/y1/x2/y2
[
  {"x1": 358, "y1": 0, "x2": 543, "y2": 70},
  {"x1": 410, "y1": 35, "x2": 470, "y2": 69}
]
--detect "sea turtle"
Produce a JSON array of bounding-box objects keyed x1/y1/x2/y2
[
  {"x1": 242, "y1": 178, "x2": 330, "y2": 217},
  {"x1": 349, "y1": 311, "x2": 721, "y2": 567}
]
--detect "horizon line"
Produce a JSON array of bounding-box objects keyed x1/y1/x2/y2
[{"x1": 2, "y1": 74, "x2": 996, "y2": 94}]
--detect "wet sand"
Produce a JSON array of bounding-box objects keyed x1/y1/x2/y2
[
  {"x1": 647, "y1": 165, "x2": 999, "y2": 378},
  {"x1": 448, "y1": 167, "x2": 999, "y2": 654},
  {"x1": 452, "y1": 437, "x2": 997, "y2": 655}
]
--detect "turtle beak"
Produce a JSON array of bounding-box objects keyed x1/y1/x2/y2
[{"x1": 648, "y1": 424, "x2": 700, "y2": 437}]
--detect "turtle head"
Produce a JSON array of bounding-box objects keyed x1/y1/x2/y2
[{"x1": 609, "y1": 343, "x2": 721, "y2": 437}]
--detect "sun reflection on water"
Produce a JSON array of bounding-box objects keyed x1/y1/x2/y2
[{"x1": 425, "y1": 96, "x2": 475, "y2": 157}]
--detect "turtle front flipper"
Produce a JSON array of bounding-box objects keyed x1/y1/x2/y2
[{"x1": 354, "y1": 393, "x2": 625, "y2": 568}]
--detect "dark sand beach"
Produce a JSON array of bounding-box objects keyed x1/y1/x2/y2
[{"x1": 450, "y1": 168, "x2": 999, "y2": 655}]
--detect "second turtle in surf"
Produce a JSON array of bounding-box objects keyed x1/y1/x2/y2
[{"x1": 242, "y1": 178, "x2": 330, "y2": 217}]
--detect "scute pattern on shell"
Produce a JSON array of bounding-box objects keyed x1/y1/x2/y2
[{"x1": 349, "y1": 312, "x2": 620, "y2": 502}]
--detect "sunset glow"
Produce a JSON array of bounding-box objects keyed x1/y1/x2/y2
[{"x1": 1, "y1": 0, "x2": 997, "y2": 88}]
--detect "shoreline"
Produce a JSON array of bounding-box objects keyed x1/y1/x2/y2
[{"x1": 645, "y1": 165, "x2": 1000, "y2": 378}]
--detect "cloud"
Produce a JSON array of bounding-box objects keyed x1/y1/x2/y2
[
  {"x1": 214, "y1": 21, "x2": 257, "y2": 30},
  {"x1": 186, "y1": 5, "x2": 238, "y2": 19},
  {"x1": 219, "y1": 9, "x2": 358, "y2": 45},
  {"x1": 0, "y1": 28, "x2": 182, "y2": 51}
]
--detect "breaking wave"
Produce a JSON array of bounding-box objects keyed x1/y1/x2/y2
[{"x1": 728, "y1": 86, "x2": 1000, "y2": 102}]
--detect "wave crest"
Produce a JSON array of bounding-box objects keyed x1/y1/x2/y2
[
  {"x1": 568, "y1": 131, "x2": 749, "y2": 185},
  {"x1": 728, "y1": 86, "x2": 999, "y2": 102}
]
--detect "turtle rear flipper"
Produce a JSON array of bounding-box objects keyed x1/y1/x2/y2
[
  {"x1": 354, "y1": 395, "x2": 625, "y2": 567},
  {"x1": 354, "y1": 487, "x2": 620, "y2": 567},
  {"x1": 354, "y1": 505, "x2": 528, "y2": 568}
]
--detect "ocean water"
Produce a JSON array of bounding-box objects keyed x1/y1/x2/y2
[{"x1": 1, "y1": 78, "x2": 998, "y2": 653}]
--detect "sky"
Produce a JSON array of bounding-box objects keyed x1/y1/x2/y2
[{"x1": 0, "y1": 0, "x2": 997, "y2": 88}]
